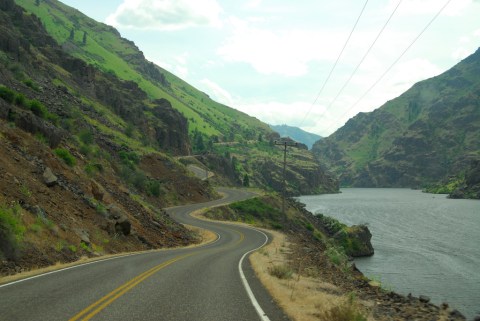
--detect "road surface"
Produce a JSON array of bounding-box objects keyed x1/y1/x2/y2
[{"x1": 0, "y1": 188, "x2": 289, "y2": 321}]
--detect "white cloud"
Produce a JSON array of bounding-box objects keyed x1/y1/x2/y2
[
  {"x1": 386, "y1": 0, "x2": 472, "y2": 16},
  {"x1": 234, "y1": 100, "x2": 334, "y2": 135},
  {"x1": 106, "y1": 0, "x2": 223, "y2": 30},
  {"x1": 200, "y1": 79, "x2": 234, "y2": 105},
  {"x1": 245, "y1": 0, "x2": 262, "y2": 9},
  {"x1": 217, "y1": 17, "x2": 345, "y2": 77}
]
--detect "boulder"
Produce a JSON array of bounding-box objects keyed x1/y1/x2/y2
[
  {"x1": 343, "y1": 225, "x2": 374, "y2": 257},
  {"x1": 91, "y1": 181, "x2": 105, "y2": 202},
  {"x1": 108, "y1": 204, "x2": 131, "y2": 236},
  {"x1": 42, "y1": 167, "x2": 58, "y2": 187},
  {"x1": 419, "y1": 295, "x2": 430, "y2": 303},
  {"x1": 73, "y1": 228, "x2": 90, "y2": 246}
]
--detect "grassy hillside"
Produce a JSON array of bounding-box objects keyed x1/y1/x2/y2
[
  {"x1": 13, "y1": 0, "x2": 338, "y2": 196},
  {"x1": 312, "y1": 48, "x2": 480, "y2": 191},
  {"x1": 15, "y1": 0, "x2": 271, "y2": 140}
]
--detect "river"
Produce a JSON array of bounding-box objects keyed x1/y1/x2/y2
[{"x1": 298, "y1": 188, "x2": 480, "y2": 320}]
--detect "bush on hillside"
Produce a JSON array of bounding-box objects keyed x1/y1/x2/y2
[{"x1": 54, "y1": 148, "x2": 76, "y2": 166}]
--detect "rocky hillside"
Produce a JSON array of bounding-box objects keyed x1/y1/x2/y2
[
  {"x1": 14, "y1": 0, "x2": 338, "y2": 197},
  {"x1": 0, "y1": 0, "x2": 217, "y2": 274},
  {"x1": 312, "y1": 48, "x2": 480, "y2": 193},
  {"x1": 0, "y1": 0, "x2": 338, "y2": 274}
]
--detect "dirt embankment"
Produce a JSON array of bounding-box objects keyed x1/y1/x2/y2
[{"x1": 0, "y1": 119, "x2": 213, "y2": 276}]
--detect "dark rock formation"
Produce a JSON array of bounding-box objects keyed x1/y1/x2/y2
[
  {"x1": 450, "y1": 159, "x2": 480, "y2": 199},
  {"x1": 151, "y1": 98, "x2": 190, "y2": 155}
]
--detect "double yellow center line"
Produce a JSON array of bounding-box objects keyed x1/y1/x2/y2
[
  {"x1": 69, "y1": 253, "x2": 194, "y2": 321},
  {"x1": 69, "y1": 228, "x2": 246, "y2": 320}
]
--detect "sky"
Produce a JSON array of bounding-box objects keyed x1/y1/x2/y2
[{"x1": 60, "y1": 0, "x2": 480, "y2": 137}]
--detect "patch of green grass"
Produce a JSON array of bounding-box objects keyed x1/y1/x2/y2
[
  {"x1": 20, "y1": 184, "x2": 32, "y2": 198},
  {"x1": 29, "y1": 99, "x2": 47, "y2": 118},
  {"x1": 23, "y1": 79, "x2": 39, "y2": 91},
  {"x1": 54, "y1": 240, "x2": 68, "y2": 252},
  {"x1": 0, "y1": 203, "x2": 26, "y2": 259},
  {"x1": 325, "y1": 243, "x2": 348, "y2": 267},
  {"x1": 80, "y1": 242, "x2": 90, "y2": 252},
  {"x1": 68, "y1": 244, "x2": 77, "y2": 253},
  {"x1": 0, "y1": 85, "x2": 16, "y2": 103},
  {"x1": 84, "y1": 163, "x2": 103, "y2": 176},
  {"x1": 14, "y1": 93, "x2": 26, "y2": 106},
  {"x1": 54, "y1": 148, "x2": 76, "y2": 166}
]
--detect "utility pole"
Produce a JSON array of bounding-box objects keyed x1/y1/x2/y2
[{"x1": 274, "y1": 140, "x2": 298, "y2": 215}]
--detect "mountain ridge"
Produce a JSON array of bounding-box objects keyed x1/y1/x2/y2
[{"x1": 312, "y1": 47, "x2": 480, "y2": 197}]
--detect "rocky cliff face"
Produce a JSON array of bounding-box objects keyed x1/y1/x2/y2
[
  {"x1": 0, "y1": 0, "x2": 210, "y2": 274},
  {"x1": 313, "y1": 48, "x2": 480, "y2": 190}
]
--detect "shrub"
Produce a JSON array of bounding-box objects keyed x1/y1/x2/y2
[
  {"x1": 23, "y1": 79, "x2": 39, "y2": 91},
  {"x1": 268, "y1": 264, "x2": 293, "y2": 279},
  {"x1": 29, "y1": 99, "x2": 47, "y2": 118},
  {"x1": 85, "y1": 163, "x2": 103, "y2": 176},
  {"x1": 0, "y1": 85, "x2": 15, "y2": 103},
  {"x1": 146, "y1": 180, "x2": 161, "y2": 197},
  {"x1": 14, "y1": 93, "x2": 26, "y2": 106},
  {"x1": 54, "y1": 148, "x2": 76, "y2": 166},
  {"x1": 326, "y1": 243, "x2": 348, "y2": 267},
  {"x1": 119, "y1": 150, "x2": 140, "y2": 169}
]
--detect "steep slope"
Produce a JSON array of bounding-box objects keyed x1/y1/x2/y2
[
  {"x1": 1, "y1": 0, "x2": 338, "y2": 275},
  {"x1": 270, "y1": 124, "x2": 322, "y2": 149},
  {"x1": 14, "y1": 0, "x2": 271, "y2": 141},
  {"x1": 0, "y1": 0, "x2": 217, "y2": 274},
  {"x1": 14, "y1": 0, "x2": 338, "y2": 196},
  {"x1": 313, "y1": 48, "x2": 480, "y2": 190}
]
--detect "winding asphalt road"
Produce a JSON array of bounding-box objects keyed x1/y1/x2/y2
[{"x1": 0, "y1": 188, "x2": 289, "y2": 321}]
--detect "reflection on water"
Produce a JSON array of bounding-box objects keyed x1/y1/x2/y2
[{"x1": 298, "y1": 188, "x2": 480, "y2": 320}]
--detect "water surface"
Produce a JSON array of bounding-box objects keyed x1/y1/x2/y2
[{"x1": 298, "y1": 188, "x2": 480, "y2": 319}]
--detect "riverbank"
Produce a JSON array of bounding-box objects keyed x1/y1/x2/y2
[
  {"x1": 299, "y1": 189, "x2": 480, "y2": 320},
  {"x1": 203, "y1": 194, "x2": 470, "y2": 321}
]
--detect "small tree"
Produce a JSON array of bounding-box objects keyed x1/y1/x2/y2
[
  {"x1": 82, "y1": 31, "x2": 87, "y2": 45},
  {"x1": 69, "y1": 28, "x2": 75, "y2": 41},
  {"x1": 35, "y1": 0, "x2": 40, "y2": 6}
]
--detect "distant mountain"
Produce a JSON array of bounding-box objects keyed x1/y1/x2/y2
[
  {"x1": 270, "y1": 124, "x2": 322, "y2": 149},
  {"x1": 312, "y1": 47, "x2": 480, "y2": 194}
]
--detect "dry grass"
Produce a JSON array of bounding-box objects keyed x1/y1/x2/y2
[{"x1": 250, "y1": 230, "x2": 374, "y2": 321}]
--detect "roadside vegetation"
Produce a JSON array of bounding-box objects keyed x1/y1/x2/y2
[{"x1": 203, "y1": 194, "x2": 372, "y2": 320}]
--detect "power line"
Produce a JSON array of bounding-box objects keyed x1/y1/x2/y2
[
  {"x1": 325, "y1": 0, "x2": 403, "y2": 111},
  {"x1": 299, "y1": 0, "x2": 369, "y2": 127},
  {"x1": 325, "y1": 0, "x2": 453, "y2": 133}
]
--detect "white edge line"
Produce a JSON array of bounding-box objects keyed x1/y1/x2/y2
[
  {"x1": 238, "y1": 228, "x2": 271, "y2": 321},
  {"x1": 0, "y1": 232, "x2": 222, "y2": 289},
  {"x1": 0, "y1": 252, "x2": 138, "y2": 288}
]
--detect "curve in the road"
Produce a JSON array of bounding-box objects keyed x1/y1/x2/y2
[{"x1": 0, "y1": 188, "x2": 289, "y2": 321}]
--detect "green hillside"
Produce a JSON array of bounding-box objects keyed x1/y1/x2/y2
[
  {"x1": 312, "y1": 48, "x2": 480, "y2": 197},
  {"x1": 15, "y1": 0, "x2": 271, "y2": 140}
]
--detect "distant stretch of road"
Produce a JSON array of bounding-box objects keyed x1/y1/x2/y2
[{"x1": 0, "y1": 188, "x2": 289, "y2": 321}]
